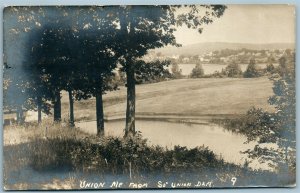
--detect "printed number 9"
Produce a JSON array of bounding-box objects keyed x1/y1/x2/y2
[{"x1": 231, "y1": 177, "x2": 237, "y2": 186}]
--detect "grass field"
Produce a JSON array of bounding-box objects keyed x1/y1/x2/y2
[
  {"x1": 4, "y1": 119, "x2": 293, "y2": 190},
  {"x1": 61, "y1": 77, "x2": 274, "y2": 121},
  {"x1": 4, "y1": 77, "x2": 293, "y2": 190}
]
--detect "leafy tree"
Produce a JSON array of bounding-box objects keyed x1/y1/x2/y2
[
  {"x1": 23, "y1": 32, "x2": 54, "y2": 124},
  {"x1": 4, "y1": 6, "x2": 119, "y2": 130},
  {"x1": 190, "y1": 62, "x2": 204, "y2": 78},
  {"x1": 32, "y1": 26, "x2": 76, "y2": 122},
  {"x1": 3, "y1": 7, "x2": 54, "y2": 123},
  {"x1": 62, "y1": 8, "x2": 119, "y2": 130},
  {"x1": 107, "y1": 5, "x2": 227, "y2": 137},
  {"x1": 134, "y1": 60, "x2": 172, "y2": 84},
  {"x1": 4, "y1": 7, "x2": 70, "y2": 123},
  {"x1": 74, "y1": 33, "x2": 118, "y2": 136},
  {"x1": 265, "y1": 63, "x2": 275, "y2": 74},
  {"x1": 171, "y1": 63, "x2": 183, "y2": 79},
  {"x1": 4, "y1": 6, "x2": 227, "y2": 137},
  {"x1": 233, "y1": 56, "x2": 295, "y2": 174},
  {"x1": 178, "y1": 55, "x2": 185, "y2": 63},
  {"x1": 224, "y1": 62, "x2": 242, "y2": 78},
  {"x1": 244, "y1": 58, "x2": 261, "y2": 78},
  {"x1": 268, "y1": 60, "x2": 295, "y2": 172},
  {"x1": 276, "y1": 56, "x2": 289, "y2": 76}
]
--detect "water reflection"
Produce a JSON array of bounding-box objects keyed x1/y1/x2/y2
[{"x1": 77, "y1": 119, "x2": 259, "y2": 168}]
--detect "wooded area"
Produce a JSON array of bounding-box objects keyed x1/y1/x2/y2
[{"x1": 3, "y1": 5, "x2": 226, "y2": 137}]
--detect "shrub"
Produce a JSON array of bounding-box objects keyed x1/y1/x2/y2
[
  {"x1": 265, "y1": 63, "x2": 275, "y2": 74},
  {"x1": 243, "y1": 58, "x2": 262, "y2": 78},
  {"x1": 4, "y1": 125, "x2": 295, "y2": 188},
  {"x1": 224, "y1": 62, "x2": 243, "y2": 77},
  {"x1": 29, "y1": 135, "x2": 225, "y2": 174},
  {"x1": 221, "y1": 106, "x2": 295, "y2": 173},
  {"x1": 170, "y1": 63, "x2": 183, "y2": 79},
  {"x1": 190, "y1": 63, "x2": 204, "y2": 78}
]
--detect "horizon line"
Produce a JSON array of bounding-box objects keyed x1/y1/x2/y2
[{"x1": 178, "y1": 41, "x2": 295, "y2": 47}]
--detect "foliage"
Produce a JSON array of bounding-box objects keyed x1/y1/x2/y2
[
  {"x1": 4, "y1": 122, "x2": 295, "y2": 188},
  {"x1": 223, "y1": 62, "x2": 243, "y2": 78},
  {"x1": 4, "y1": 130, "x2": 291, "y2": 187},
  {"x1": 243, "y1": 58, "x2": 262, "y2": 78},
  {"x1": 265, "y1": 63, "x2": 276, "y2": 74},
  {"x1": 110, "y1": 5, "x2": 227, "y2": 136},
  {"x1": 132, "y1": 60, "x2": 172, "y2": 84},
  {"x1": 190, "y1": 63, "x2": 204, "y2": 78},
  {"x1": 221, "y1": 56, "x2": 295, "y2": 174},
  {"x1": 170, "y1": 63, "x2": 183, "y2": 79},
  {"x1": 3, "y1": 5, "x2": 227, "y2": 137}
]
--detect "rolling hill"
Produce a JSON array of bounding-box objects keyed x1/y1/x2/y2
[{"x1": 154, "y1": 42, "x2": 295, "y2": 56}]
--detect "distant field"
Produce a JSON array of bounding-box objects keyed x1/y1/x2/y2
[{"x1": 61, "y1": 77, "x2": 274, "y2": 121}]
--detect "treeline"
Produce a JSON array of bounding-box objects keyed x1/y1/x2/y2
[
  {"x1": 3, "y1": 5, "x2": 227, "y2": 137},
  {"x1": 164, "y1": 48, "x2": 294, "y2": 65},
  {"x1": 187, "y1": 54, "x2": 295, "y2": 79}
]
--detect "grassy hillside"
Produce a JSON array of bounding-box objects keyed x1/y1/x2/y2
[{"x1": 61, "y1": 77, "x2": 274, "y2": 121}]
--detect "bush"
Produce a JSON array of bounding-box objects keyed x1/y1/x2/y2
[
  {"x1": 4, "y1": 125, "x2": 295, "y2": 188},
  {"x1": 170, "y1": 63, "x2": 183, "y2": 79},
  {"x1": 29, "y1": 134, "x2": 226, "y2": 174},
  {"x1": 265, "y1": 63, "x2": 275, "y2": 74},
  {"x1": 224, "y1": 62, "x2": 243, "y2": 77},
  {"x1": 190, "y1": 63, "x2": 204, "y2": 78},
  {"x1": 221, "y1": 107, "x2": 278, "y2": 142},
  {"x1": 243, "y1": 58, "x2": 262, "y2": 78},
  {"x1": 220, "y1": 106, "x2": 295, "y2": 173}
]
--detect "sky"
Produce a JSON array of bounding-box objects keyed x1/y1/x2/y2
[{"x1": 174, "y1": 5, "x2": 296, "y2": 45}]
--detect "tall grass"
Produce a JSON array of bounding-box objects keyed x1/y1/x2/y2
[{"x1": 3, "y1": 122, "x2": 295, "y2": 189}]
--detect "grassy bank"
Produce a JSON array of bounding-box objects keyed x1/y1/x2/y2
[
  {"x1": 3, "y1": 122, "x2": 294, "y2": 190},
  {"x1": 59, "y1": 77, "x2": 274, "y2": 122}
]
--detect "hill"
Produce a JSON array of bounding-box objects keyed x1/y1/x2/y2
[
  {"x1": 60, "y1": 77, "x2": 274, "y2": 121},
  {"x1": 154, "y1": 42, "x2": 295, "y2": 56}
]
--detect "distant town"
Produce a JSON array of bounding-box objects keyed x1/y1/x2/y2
[{"x1": 144, "y1": 48, "x2": 295, "y2": 65}]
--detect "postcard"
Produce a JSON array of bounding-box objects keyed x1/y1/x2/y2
[{"x1": 2, "y1": 4, "x2": 296, "y2": 190}]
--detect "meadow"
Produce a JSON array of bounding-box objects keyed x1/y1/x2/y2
[
  {"x1": 59, "y1": 77, "x2": 274, "y2": 122},
  {"x1": 4, "y1": 77, "x2": 288, "y2": 190}
]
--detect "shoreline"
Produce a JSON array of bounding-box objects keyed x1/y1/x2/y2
[{"x1": 76, "y1": 113, "x2": 241, "y2": 124}]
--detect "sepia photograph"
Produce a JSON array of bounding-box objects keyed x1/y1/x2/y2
[{"x1": 2, "y1": 4, "x2": 296, "y2": 190}]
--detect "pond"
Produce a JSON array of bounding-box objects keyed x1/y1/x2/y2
[{"x1": 77, "y1": 119, "x2": 265, "y2": 169}]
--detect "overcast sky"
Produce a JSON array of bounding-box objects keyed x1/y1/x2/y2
[{"x1": 174, "y1": 5, "x2": 295, "y2": 45}]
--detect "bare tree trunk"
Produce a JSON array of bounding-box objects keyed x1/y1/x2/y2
[
  {"x1": 53, "y1": 89, "x2": 61, "y2": 122},
  {"x1": 37, "y1": 96, "x2": 42, "y2": 124},
  {"x1": 96, "y1": 90, "x2": 104, "y2": 137},
  {"x1": 68, "y1": 89, "x2": 75, "y2": 127},
  {"x1": 16, "y1": 105, "x2": 24, "y2": 125},
  {"x1": 124, "y1": 64, "x2": 136, "y2": 138},
  {"x1": 119, "y1": 11, "x2": 136, "y2": 138}
]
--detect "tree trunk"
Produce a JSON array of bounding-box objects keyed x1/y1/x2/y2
[
  {"x1": 37, "y1": 96, "x2": 42, "y2": 124},
  {"x1": 96, "y1": 90, "x2": 104, "y2": 137},
  {"x1": 124, "y1": 64, "x2": 136, "y2": 138},
  {"x1": 119, "y1": 11, "x2": 136, "y2": 138},
  {"x1": 16, "y1": 105, "x2": 24, "y2": 125},
  {"x1": 68, "y1": 89, "x2": 75, "y2": 127},
  {"x1": 53, "y1": 89, "x2": 61, "y2": 122}
]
